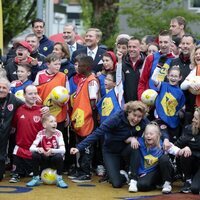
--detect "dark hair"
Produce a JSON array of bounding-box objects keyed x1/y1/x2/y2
[
  {"x1": 31, "y1": 18, "x2": 45, "y2": 27},
  {"x1": 117, "y1": 38, "x2": 129, "y2": 46},
  {"x1": 182, "y1": 34, "x2": 196, "y2": 44},
  {"x1": 106, "y1": 71, "x2": 116, "y2": 82},
  {"x1": 159, "y1": 30, "x2": 171, "y2": 37},
  {"x1": 75, "y1": 54, "x2": 93, "y2": 70},
  {"x1": 17, "y1": 63, "x2": 32, "y2": 72},
  {"x1": 129, "y1": 36, "x2": 141, "y2": 44}
]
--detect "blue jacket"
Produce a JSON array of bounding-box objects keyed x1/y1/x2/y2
[
  {"x1": 77, "y1": 110, "x2": 148, "y2": 153},
  {"x1": 38, "y1": 35, "x2": 54, "y2": 56}
]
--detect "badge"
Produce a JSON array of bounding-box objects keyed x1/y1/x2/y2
[
  {"x1": 7, "y1": 104, "x2": 14, "y2": 111},
  {"x1": 43, "y1": 47, "x2": 48, "y2": 51},
  {"x1": 33, "y1": 116, "x2": 41, "y2": 123},
  {"x1": 64, "y1": 69, "x2": 68, "y2": 74},
  {"x1": 135, "y1": 125, "x2": 141, "y2": 131}
]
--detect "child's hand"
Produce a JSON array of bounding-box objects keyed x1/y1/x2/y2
[
  {"x1": 163, "y1": 138, "x2": 171, "y2": 151},
  {"x1": 116, "y1": 51, "x2": 123, "y2": 63},
  {"x1": 70, "y1": 148, "x2": 79, "y2": 155},
  {"x1": 37, "y1": 147, "x2": 45, "y2": 154},
  {"x1": 44, "y1": 148, "x2": 53, "y2": 157}
]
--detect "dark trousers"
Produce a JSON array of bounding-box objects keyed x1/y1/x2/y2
[
  {"x1": 180, "y1": 155, "x2": 200, "y2": 194},
  {"x1": 32, "y1": 152, "x2": 64, "y2": 176},
  {"x1": 103, "y1": 144, "x2": 136, "y2": 188},
  {"x1": 76, "y1": 135, "x2": 94, "y2": 176},
  {"x1": 131, "y1": 151, "x2": 173, "y2": 191},
  {"x1": 12, "y1": 155, "x2": 34, "y2": 176}
]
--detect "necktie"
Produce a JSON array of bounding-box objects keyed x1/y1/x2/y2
[
  {"x1": 88, "y1": 50, "x2": 94, "y2": 59},
  {"x1": 69, "y1": 45, "x2": 75, "y2": 58}
]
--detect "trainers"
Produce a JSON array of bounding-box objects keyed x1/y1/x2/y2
[
  {"x1": 120, "y1": 170, "x2": 129, "y2": 184},
  {"x1": 99, "y1": 174, "x2": 109, "y2": 183},
  {"x1": 26, "y1": 176, "x2": 41, "y2": 187},
  {"x1": 180, "y1": 181, "x2": 191, "y2": 193},
  {"x1": 128, "y1": 179, "x2": 138, "y2": 192},
  {"x1": 56, "y1": 176, "x2": 68, "y2": 188},
  {"x1": 162, "y1": 181, "x2": 172, "y2": 194},
  {"x1": 68, "y1": 170, "x2": 81, "y2": 179},
  {"x1": 96, "y1": 165, "x2": 106, "y2": 177},
  {"x1": 71, "y1": 175, "x2": 91, "y2": 183},
  {"x1": 9, "y1": 174, "x2": 20, "y2": 183}
]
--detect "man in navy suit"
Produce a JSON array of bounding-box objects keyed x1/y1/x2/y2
[
  {"x1": 71, "y1": 28, "x2": 106, "y2": 73},
  {"x1": 63, "y1": 24, "x2": 85, "y2": 58}
]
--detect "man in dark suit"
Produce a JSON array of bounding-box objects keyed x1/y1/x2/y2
[
  {"x1": 63, "y1": 24, "x2": 85, "y2": 58},
  {"x1": 71, "y1": 28, "x2": 106, "y2": 73}
]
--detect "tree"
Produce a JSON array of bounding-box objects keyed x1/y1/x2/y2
[
  {"x1": 119, "y1": 0, "x2": 200, "y2": 38},
  {"x1": 80, "y1": 0, "x2": 119, "y2": 48},
  {"x1": 2, "y1": 0, "x2": 36, "y2": 48}
]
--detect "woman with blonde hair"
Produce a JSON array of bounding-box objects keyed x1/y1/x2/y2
[
  {"x1": 181, "y1": 45, "x2": 200, "y2": 107},
  {"x1": 70, "y1": 101, "x2": 149, "y2": 188}
]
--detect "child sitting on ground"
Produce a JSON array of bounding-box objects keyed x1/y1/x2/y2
[{"x1": 26, "y1": 114, "x2": 68, "y2": 188}]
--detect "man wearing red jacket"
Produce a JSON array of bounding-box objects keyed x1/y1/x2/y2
[{"x1": 138, "y1": 30, "x2": 174, "y2": 100}]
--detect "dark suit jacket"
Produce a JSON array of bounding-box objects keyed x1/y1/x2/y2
[{"x1": 71, "y1": 46, "x2": 106, "y2": 73}]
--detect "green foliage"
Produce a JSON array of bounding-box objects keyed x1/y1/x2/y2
[
  {"x1": 2, "y1": 0, "x2": 36, "y2": 47},
  {"x1": 120, "y1": 0, "x2": 200, "y2": 38}
]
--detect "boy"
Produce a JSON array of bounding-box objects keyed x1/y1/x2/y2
[
  {"x1": 34, "y1": 53, "x2": 70, "y2": 173},
  {"x1": 26, "y1": 114, "x2": 68, "y2": 188},
  {"x1": 10, "y1": 64, "x2": 32, "y2": 94},
  {"x1": 115, "y1": 38, "x2": 129, "y2": 56},
  {"x1": 70, "y1": 54, "x2": 99, "y2": 182}
]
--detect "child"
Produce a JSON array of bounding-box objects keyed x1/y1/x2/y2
[
  {"x1": 97, "y1": 51, "x2": 117, "y2": 97},
  {"x1": 97, "y1": 51, "x2": 124, "y2": 123},
  {"x1": 128, "y1": 122, "x2": 187, "y2": 194},
  {"x1": 10, "y1": 64, "x2": 33, "y2": 94},
  {"x1": 151, "y1": 65, "x2": 185, "y2": 145},
  {"x1": 26, "y1": 114, "x2": 68, "y2": 188},
  {"x1": 70, "y1": 54, "x2": 99, "y2": 182},
  {"x1": 33, "y1": 53, "x2": 70, "y2": 173},
  {"x1": 115, "y1": 37, "x2": 129, "y2": 56}
]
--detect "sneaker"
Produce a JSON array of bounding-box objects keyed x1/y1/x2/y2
[
  {"x1": 128, "y1": 179, "x2": 138, "y2": 192},
  {"x1": 26, "y1": 176, "x2": 41, "y2": 187},
  {"x1": 180, "y1": 181, "x2": 191, "y2": 193},
  {"x1": 162, "y1": 181, "x2": 172, "y2": 194},
  {"x1": 9, "y1": 174, "x2": 20, "y2": 183},
  {"x1": 120, "y1": 170, "x2": 129, "y2": 184},
  {"x1": 56, "y1": 176, "x2": 68, "y2": 188},
  {"x1": 96, "y1": 165, "x2": 106, "y2": 177},
  {"x1": 68, "y1": 170, "x2": 81, "y2": 179},
  {"x1": 71, "y1": 175, "x2": 91, "y2": 183},
  {"x1": 99, "y1": 174, "x2": 109, "y2": 183}
]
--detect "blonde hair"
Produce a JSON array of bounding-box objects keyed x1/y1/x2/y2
[
  {"x1": 143, "y1": 122, "x2": 161, "y2": 148},
  {"x1": 86, "y1": 28, "x2": 102, "y2": 41},
  {"x1": 190, "y1": 45, "x2": 200, "y2": 69},
  {"x1": 0, "y1": 77, "x2": 11, "y2": 89},
  {"x1": 124, "y1": 101, "x2": 147, "y2": 117}
]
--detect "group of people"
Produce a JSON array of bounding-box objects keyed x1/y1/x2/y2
[{"x1": 0, "y1": 15, "x2": 200, "y2": 195}]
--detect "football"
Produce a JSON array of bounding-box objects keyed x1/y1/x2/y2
[
  {"x1": 50, "y1": 86, "x2": 69, "y2": 104},
  {"x1": 141, "y1": 89, "x2": 158, "y2": 106},
  {"x1": 41, "y1": 168, "x2": 57, "y2": 185},
  {"x1": 188, "y1": 76, "x2": 200, "y2": 95}
]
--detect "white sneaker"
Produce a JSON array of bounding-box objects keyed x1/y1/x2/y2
[
  {"x1": 128, "y1": 179, "x2": 138, "y2": 192},
  {"x1": 120, "y1": 170, "x2": 129, "y2": 184},
  {"x1": 162, "y1": 181, "x2": 172, "y2": 194}
]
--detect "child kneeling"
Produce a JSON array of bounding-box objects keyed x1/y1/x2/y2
[{"x1": 26, "y1": 114, "x2": 68, "y2": 188}]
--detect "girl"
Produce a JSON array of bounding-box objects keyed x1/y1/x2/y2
[
  {"x1": 26, "y1": 114, "x2": 68, "y2": 188},
  {"x1": 128, "y1": 122, "x2": 186, "y2": 194},
  {"x1": 97, "y1": 51, "x2": 117, "y2": 97}
]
